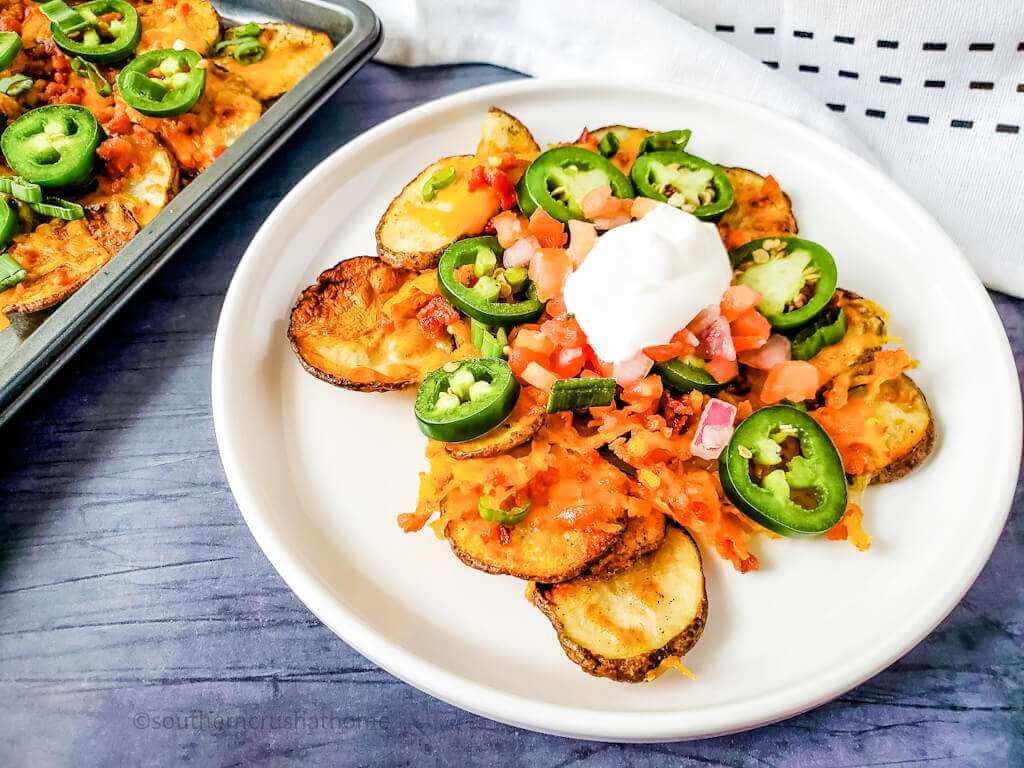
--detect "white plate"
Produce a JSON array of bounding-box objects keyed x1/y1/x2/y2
[{"x1": 212, "y1": 79, "x2": 1021, "y2": 742}]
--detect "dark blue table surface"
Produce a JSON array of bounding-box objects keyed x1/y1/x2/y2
[{"x1": 1, "y1": 63, "x2": 1022, "y2": 768}]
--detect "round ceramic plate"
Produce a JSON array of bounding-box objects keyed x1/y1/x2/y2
[{"x1": 212, "y1": 79, "x2": 1020, "y2": 742}]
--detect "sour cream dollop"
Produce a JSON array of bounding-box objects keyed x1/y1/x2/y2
[{"x1": 562, "y1": 204, "x2": 732, "y2": 363}]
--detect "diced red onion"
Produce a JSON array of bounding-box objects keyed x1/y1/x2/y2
[
  {"x1": 503, "y1": 235, "x2": 540, "y2": 268},
  {"x1": 688, "y1": 305, "x2": 720, "y2": 336},
  {"x1": 699, "y1": 316, "x2": 736, "y2": 362},
  {"x1": 611, "y1": 351, "x2": 654, "y2": 385},
  {"x1": 691, "y1": 398, "x2": 737, "y2": 460},
  {"x1": 739, "y1": 333, "x2": 792, "y2": 370}
]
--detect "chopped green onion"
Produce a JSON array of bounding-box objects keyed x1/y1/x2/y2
[
  {"x1": 38, "y1": 0, "x2": 90, "y2": 35},
  {"x1": 546, "y1": 377, "x2": 616, "y2": 413},
  {"x1": 597, "y1": 132, "x2": 620, "y2": 158},
  {"x1": 470, "y1": 318, "x2": 507, "y2": 359},
  {"x1": 0, "y1": 74, "x2": 32, "y2": 96},
  {"x1": 0, "y1": 176, "x2": 42, "y2": 204},
  {"x1": 503, "y1": 266, "x2": 528, "y2": 293},
  {"x1": 474, "y1": 246, "x2": 497, "y2": 277},
  {"x1": 448, "y1": 366, "x2": 476, "y2": 400},
  {"x1": 472, "y1": 275, "x2": 501, "y2": 302},
  {"x1": 421, "y1": 164, "x2": 457, "y2": 201},
  {"x1": 213, "y1": 35, "x2": 264, "y2": 64},
  {"x1": 30, "y1": 197, "x2": 84, "y2": 221},
  {"x1": 0, "y1": 251, "x2": 26, "y2": 290},
  {"x1": 0, "y1": 31, "x2": 23, "y2": 71},
  {"x1": 70, "y1": 56, "x2": 111, "y2": 97},
  {"x1": 229, "y1": 22, "x2": 262, "y2": 38},
  {"x1": 478, "y1": 497, "x2": 531, "y2": 525},
  {"x1": 124, "y1": 70, "x2": 168, "y2": 100}
]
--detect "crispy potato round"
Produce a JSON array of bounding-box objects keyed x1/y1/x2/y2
[
  {"x1": 213, "y1": 23, "x2": 332, "y2": 101},
  {"x1": 585, "y1": 510, "x2": 667, "y2": 579},
  {"x1": 127, "y1": 69, "x2": 262, "y2": 174},
  {"x1": 861, "y1": 374, "x2": 935, "y2": 484},
  {"x1": 90, "y1": 128, "x2": 179, "y2": 226},
  {"x1": 476, "y1": 106, "x2": 542, "y2": 160},
  {"x1": 529, "y1": 526, "x2": 707, "y2": 683},
  {"x1": 133, "y1": 0, "x2": 220, "y2": 53},
  {"x1": 444, "y1": 392, "x2": 546, "y2": 459},
  {"x1": 810, "y1": 289, "x2": 888, "y2": 384},
  {"x1": 589, "y1": 125, "x2": 651, "y2": 173},
  {"x1": 0, "y1": 202, "x2": 139, "y2": 315},
  {"x1": 717, "y1": 166, "x2": 798, "y2": 250}
]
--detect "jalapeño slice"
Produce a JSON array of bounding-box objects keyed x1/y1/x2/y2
[
  {"x1": 1, "y1": 105, "x2": 101, "y2": 188},
  {"x1": 630, "y1": 150, "x2": 734, "y2": 221},
  {"x1": 517, "y1": 146, "x2": 634, "y2": 222},
  {"x1": 117, "y1": 48, "x2": 205, "y2": 117},
  {"x1": 414, "y1": 358, "x2": 520, "y2": 443}
]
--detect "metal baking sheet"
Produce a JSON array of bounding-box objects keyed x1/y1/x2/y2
[{"x1": 0, "y1": 0, "x2": 381, "y2": 425}]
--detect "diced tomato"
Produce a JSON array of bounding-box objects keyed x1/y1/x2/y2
[
  {"x1": 528, "y1": 247, "x2": 572, "y2": 302},
  {"x1": 760, "y1": 360, "x2": 819, "y2": 404},
  {"x1": 706, "y1": 358, "x2": 739, "y2": 384},
  {"x1": 581, "y1": 185, "x2": 632, "y2": 221},
  {"x1": 592, "y1": 212, "x2": 631, "y2": 230},
  {"x1": 730, "y1": 307, "x2": 771, "y2": 339},
  {"x1": 566, "y1": 219, "x2": 597, "y2": 266},
  {"x1": 540, "y1": 317, "x2": 584, "y2": 348},
  {"x1": 630, "y1": 197, "x2": 660, "y2": 219},
  {"x1": 508, "y1": 346, "x2": 550, "y2": 378},
  {"x1": 521, "y1": 361, "x2": 558, "y2": 391},
  {"x1": 720, "y1": 285, "x2": 762, "y2": 321},
  {"x1": 514, "y1": 328, "x2": 555, "y2": 355},
  {"x1": 469, "y1": 165, "x2": 516, "y2": 210},
  {"x1": 491, "y1": 210, "x2": 528, "y2": 248},
  {"x1": 642, "y1": 342, "x2": 690, "y2": 362},
  {"x1": 573, "y1": 127, "x2": 598, "y2": 151},
  {"x1": 546, "y1": 296, "x2": 568, "y2": 319},
  {"x1": 582, "y1": 344, "x2": 614, "y2": 377},
  {"x1": 528, "y1": 208, "x2": 568, "y2": 248},
  {"x1": 621, "y1": 374, "x2": 663, "y2": 403},
  {"x1": 551, "y1": 346, "x2": 586, "y2": 378},
  {"x1": 415, "y1": 296, "x2": 459, "y2": 340}
]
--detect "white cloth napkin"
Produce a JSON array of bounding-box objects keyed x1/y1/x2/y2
[{"x1": 369, "y1": 0, "x2": 1024, "y2": 296}]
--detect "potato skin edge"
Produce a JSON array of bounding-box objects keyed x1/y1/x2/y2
[
  {"x1": 286, "y1": 255, "x2": 417, "y2": 393},
  {"x1": 868, "y1": 382, "x2": 936, "y2": 484},
  {"x1": 528, "y1": 526, "x2": 708, "y2": 683}
]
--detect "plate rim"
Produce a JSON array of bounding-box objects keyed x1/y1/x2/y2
[{"x1": 212, "y1": 77, "x2": 1021, "y2": 742}]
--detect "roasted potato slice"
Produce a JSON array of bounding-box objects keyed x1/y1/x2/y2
[
  {"x1": 717, "y1": 167, "x2": 798, "y2": 251},
  {"x1": 856, "y1": 374, "x2": 934, "y2": 484},
  {"x1": 476, "y1": 106, "x2": 542, "y2": 159},
  {"x1": 133, "y1": 0, "x2": 220, "y2": 53},
  {"x1": 529, "y1": 526, "x2": 707, "y2": 683},
  {"x1": 446, "y1": 505, "x2": 625, "y2": 583},
  {"x1": 0, "y1": 202, "x2": 139, "y2": 314},
  {"x1": 589, "y1": 125, "x2": 651, "y2": 173},
  {"x1": 585, "y1": 510, "x2": 666, "y2": 578},
  {"x1": 810, "y1": 289, "x2": 888, "y2": 385},
  {"x1": 444, "y1": 392, "x2": 546, "y2": 459},
  {"x1": 288, "y1": 256, "x2": 472, "y2": 392},
  {"x1": 127, "y1": 69, "x2": 262, "y2": 174},
  {"x1": 212, "y1": 23, "x2": 332, "y2": 101},
  {"x1": 88, "y1": 128, "x2": 179, "y2": 226},
  {"x1": 377, "y1": 109, "x2": 539, "y2": 271}
]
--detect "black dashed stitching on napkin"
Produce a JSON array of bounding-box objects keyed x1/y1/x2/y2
[
  {"x1": 951, "y1": 119, "x2": 974, "y2": 128},
  {"x1": 715, "y1": 24, "x2": 734, "y2": 32},
  {"x1": 877, "y1": 39, "x2": 898, "y2": 49},
  {"x1": 794, "y1": 30, "x2": 813, "y2": 39},
  {"x1": 924, "y1": 79, "x2": 946, "y2": 88},
  {"x1": 755, "y1": 27, "x2": 775, "y2": 35},
  {"x1": 838, "y1": 69, "x2": 859, "y2": 79},
  {"x1": 969, "y1": 42, "x2": 995, "y2": 51},
  {"x1": 866, "y1": 108, "x2": 886, "y2": 118},
  {"x1": 762, "y1": 60, "x2": 779, "y2": 69},
  {"x1": 827, "y1": 103, "x2": 846, "y2": 112},
  {"x1": 834, "y1": 35, "x2": 855, "y2": 45},
  {"x1": 996, "y1": 124, "x2": 1020, "y2": 134},
  {"x1": 799, "y1": 64, "x2": 820, "y2": 73},
  {"x1": 970, "y1": 81, "x2": 994, "y2": 90},
  {"x1": 907, "y1": 115, "x2": 930, "y2": 124},
  {"x1": 880, "y1": 75, "x2": 902, "y2": 84},
  {"x1": 923, "y1": 42, "x2": 947, "y2": 51},
  {"x1": 1017, "y1": 84, "x2": 1024, "y2": 93},
  {"x1": 1018, "y1": 41, "x2": 1024, "y2": 51}
]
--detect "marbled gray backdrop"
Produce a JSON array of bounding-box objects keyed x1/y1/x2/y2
[{"x1": 1, "y1": 64, "x2": 1021, "y2": 768}]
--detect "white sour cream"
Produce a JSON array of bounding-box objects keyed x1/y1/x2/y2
[{"x1": 562, "y1": 204, "x2": 732, "y2": 363}]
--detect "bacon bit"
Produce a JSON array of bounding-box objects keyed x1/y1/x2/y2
[
  {"x1": 468, "y1": 165, "x2": 516, "y2": 210},
  {"x1": 415, "y1": 296, "x2": 460, "y2": 340},
  {"x1": 528, "y1": 208, "x2": 568, "y2": 248},
  {"x1": 491, "y1": 210, "x2": 528, "y2": 249},
  {"x1": 661, "y1": 390, "x2": 702, "y2": 433}
]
